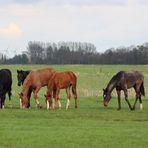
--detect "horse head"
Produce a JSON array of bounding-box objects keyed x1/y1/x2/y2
[
  {"x1": 44, "y1": 94, "x2": 52, "y2": 109},
  {"x1": 103, "y1": 88, "x2": 111, "y2": 107},
  {"x1": 19, "y1": 92, "x2": 28, "y2": 109}
]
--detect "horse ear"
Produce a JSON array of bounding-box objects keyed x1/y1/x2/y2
[
  {"x1": 103, "y1": 88, "x2": 105, "y2": 92},
  {"x1": 17, "y1": 70, "x2": 19, "y2": 73}
]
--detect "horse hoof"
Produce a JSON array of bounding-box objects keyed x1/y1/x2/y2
[
  {"x1": 131, "y1": 108, "x2": 135, "y2": 111},
  {"x1": 37, "y1": 105, "x2": 42, "y2": 109}
]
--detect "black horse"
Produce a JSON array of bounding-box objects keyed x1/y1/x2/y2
[
  {"x1": 17, "y1": 70, "x2": 32, "y2": 108},
  {"x1": 103, "y1": 71, "x2": 145, "y2": 110},
  {"x1": 0, "y1": 69, "x2": 12, "y2": 109}
]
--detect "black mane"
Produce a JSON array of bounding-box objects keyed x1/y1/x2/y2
[{"x1": 106, "y1": 71, "x2": 125, "y2": 91}]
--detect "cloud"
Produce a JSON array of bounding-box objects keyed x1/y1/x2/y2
[
  {"x1": 0, "y1": 0, "x2": 148, "y2": 57},
  {"x1": 0, "y1": 23, "x2": 22, "y2": 36},
  {"x1": 0, "y1": 0, "x2": 128, "y2": 6}
]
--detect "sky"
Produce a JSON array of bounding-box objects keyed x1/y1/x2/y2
[{"x1": 0, "y1": 0, "x2": 148, "y2": 57}]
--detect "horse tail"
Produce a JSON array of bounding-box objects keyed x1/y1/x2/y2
[
  {"x1": 140, "y1": 81, "x2": 145, "y2": 96},
  {"x1": 71, "y1": 73, "x2": 78, "y2": 109},
  {"x1": 71, "y1": 73, "x2": 77, "y2": 98}
]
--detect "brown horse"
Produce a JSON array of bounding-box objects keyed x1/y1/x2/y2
[
  {"x1": 103, "y1": 71, "x2": 145, "y2": 110},
  {"x1": 44, "y1": 71, "x2": 77, "y2": 111},
  {"x1": 19, "y1": 68, "x2": 55, "y2": 108}
]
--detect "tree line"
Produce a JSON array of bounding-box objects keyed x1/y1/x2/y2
[{"x1": 1, "y1": 41, "x2": 148, "y2": 64}]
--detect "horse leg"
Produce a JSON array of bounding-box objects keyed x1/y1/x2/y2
[
  {"x1": 54, "y1": 89, "x2": 60, "y2": 111},
  {"x1": 116, "y1": 89, "x2": 121, "y2": 110},
  {"x1": 8, "y1": 89, "x2": 12, "y2": 108},
  {"x1": 33, "y1": 87, "x2": 41, "y2": 108},
  {"x1": 66, "y1": 87, "x2": 71, "y2": 110},
  {"x1": 124, "y1": 89, "x2": 133, "y2": 110},
  {"x1": 133, "y1": 85, "x2": 143, "y2": 110},
  {"x1": 72, "y1": 84, "x2": 77, "y2": 109},
  {"x1": 27, "y1": 88, "x2": 32, "y2": 108},
  {"x1": 139, "y1": 95, "x2": 143, "y2": 110},
  {"x1": 53, "y1": 89, "x2": 61, "y2": 109},
  {"x1": 46, "y1": 97, "x2": 52, "y2": 110},
  {"x1": 52, "y1": 90, "x2": 56, "y2": 109},
  {"x1": 2, "y1": 96, "x2": 5, "y2": 109},
  {"x1": 58, "y1": 97, "x2": 61, "y2": 109},
  {"x1": 132, "y1": 86, "x2": 139, "y2": 110},
  {"x1": 132, "y1": 93, "x2": 139, "y2": 110}
]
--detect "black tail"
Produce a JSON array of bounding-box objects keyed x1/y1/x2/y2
[{"x1": 140, "y1": 81, "x2": 145, "y2": 96}]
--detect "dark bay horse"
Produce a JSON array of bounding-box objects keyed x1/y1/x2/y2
[
  {"x1": 103, "y1": 71, "x2": 145, "y2": 110},
  {"x1": 44, "y1": 71, "x2": 77, "y2": 111},
  {"x1": 19, "y1": 68, "x2": 55, "y2": 109},
  {"x1": 0, "y1": 69, "x2": 12, "y2": 109},
  {"x1": 17, "y1": 70, "x2": 31, "y2": 108}
]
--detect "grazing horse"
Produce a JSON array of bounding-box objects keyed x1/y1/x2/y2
[
  {"x1": 19, "y1": 68, "x2": 55, "y2": 109},
  {"x1": 0, "y1": 69, "x2": 12, "y2": 109},
  {"x1": 17, "y1": 70, "x2": 31, "y2": 108},
  {"x1": 44, "y1": 71, "x2": 77, "y2": 111},
  {"x1": 103, "y1": 71, "x2": 145, "y2": 110}
]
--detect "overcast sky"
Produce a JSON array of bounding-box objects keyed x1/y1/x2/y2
[{"x1": 0, "y1": 0, "x2": 148, "y2": 57}]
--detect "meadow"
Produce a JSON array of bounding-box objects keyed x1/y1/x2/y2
[{"x1": 0, "y1": 64, "x2": 148, "y2": 148}]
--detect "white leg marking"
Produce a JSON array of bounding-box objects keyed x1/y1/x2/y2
[
  {"x1": 66, "y1": 99, "x2": 70, "y2": 110},
  {"x1": 58, "y1": 100, "x2": 61, "y2": 109},
  {"x1": 47, "y1": 100, "x2": 50, "y2": 110},
  {"x1": 36, "y1": 99, "x2": 40, "y2": 105},
  {"x1": 20, "y1": 99, "x2": 22, "y2": 109},
  {"x1": 140, "y1": 103, "x2": 143, "y2": 110},
  {"x1": 2, "y1": 105, "x2": 4, "y2": 109}
]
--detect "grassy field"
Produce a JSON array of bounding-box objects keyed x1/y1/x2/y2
[{"x1": 0, "y1": 64, "x2": 148, "y2": 148}]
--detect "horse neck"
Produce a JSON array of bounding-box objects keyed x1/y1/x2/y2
[
  {"x1": 47, "y1": 80, "x2": 54, "y2": 95},
  {"x1": 106, "y1": 79, "x2": 117, "y2": 94},
  {"x1": 22, "y1": 78, "x2": 31, "y2": 96}
]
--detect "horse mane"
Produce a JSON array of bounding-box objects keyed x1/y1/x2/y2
[{"x1": 106, "y1": 71, "x2": 125, "y2": 92}]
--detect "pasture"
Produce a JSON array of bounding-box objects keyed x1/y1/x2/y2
[{"x1": 0, "y1": 64, "x2": 148, "y2": 148}]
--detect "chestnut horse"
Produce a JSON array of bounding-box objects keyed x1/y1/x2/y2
[
  {"x1": 19, "y1": 68, "x2": 55, "y2": 108},
  {"x1": 17, "y1": 70, "x2": 31, "y2": 108},
  {"x1": 44, "y1": 71, "x2": 77, "y2": 111},
  {"x1": 103, "y1": 71, "x2": 145, "y2": 110}
]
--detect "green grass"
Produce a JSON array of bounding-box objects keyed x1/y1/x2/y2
[{"x1": 0, "y1": 65, "x2": 148, "y2": 148}]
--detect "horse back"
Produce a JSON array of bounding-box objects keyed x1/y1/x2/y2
[
  {"x1": 29, "y1": 68, "x2": 55, "y2": 87},
  {"x1": 124, "y1": 71, "x2": 144, "y2": 88},
  {"x1": 53, "y1": 71, "x2": 77, "y2": 89},
  {"x1": 125, "y1": 71, "x2": 144, "y2": 81}
]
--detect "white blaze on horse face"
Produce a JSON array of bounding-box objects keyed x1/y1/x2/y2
[
  {"x1": 20, "y1": 99, "x2": 22, "y2": 109},
  {"x1": 47, "y1": 100, "x2": 50, "y2": 110},
  {"x1": 66, "y1": 99, "x2": 70, "y2": 110},
  {"x1": 140, "y1": 103, "x2": 143, "y2": 110},
  {"x1": 58, "y1": 100, "x2": 61, "y2": 109}
]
